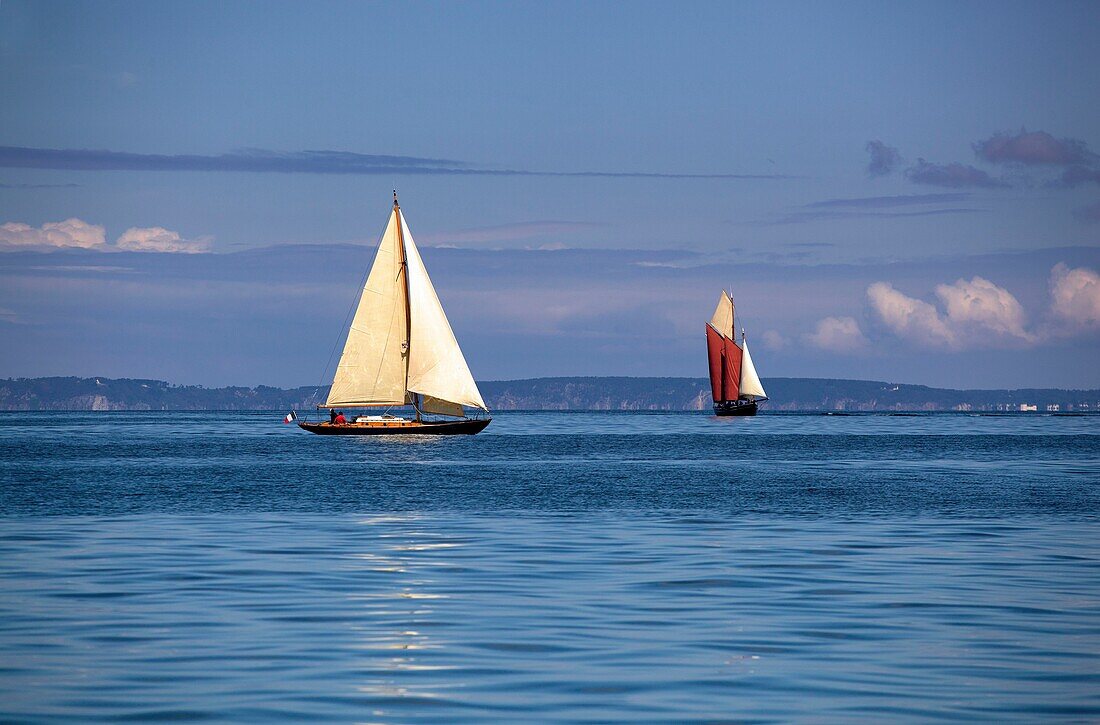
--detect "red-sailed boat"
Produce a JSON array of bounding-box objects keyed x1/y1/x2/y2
[{"x1": 705, "y1": 290, "x2": 767, "y2": 416}]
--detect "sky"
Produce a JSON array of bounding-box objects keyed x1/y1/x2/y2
[{"x1": 1, "y1": 0, "x2": 1098, "y2": 389}]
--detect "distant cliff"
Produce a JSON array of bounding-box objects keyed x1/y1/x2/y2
[
  {"x1": 1, "y1": 376, "x2": 1098, "y2": 412},
  {"x1": 0, "y1": 377, "x2": 326, "y2": 412},
  {"x1": 480, "y1": 377, "x2": 1099, "y2": 412}
]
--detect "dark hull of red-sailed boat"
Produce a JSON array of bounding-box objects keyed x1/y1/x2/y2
[{"x1": 713, "y1": 400, "x2": 758, "y2": 417}]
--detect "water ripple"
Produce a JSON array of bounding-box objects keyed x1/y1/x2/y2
[{"x1": 0, "y1": 412, "x2": 1098, "y2": 721}]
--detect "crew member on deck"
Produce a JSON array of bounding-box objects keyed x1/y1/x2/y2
[
  {"x1": 330, "y1": 409, "x2": 338, "y2": 424},
  {"x1": 333, "y1": 411, "x2": 347, "y2": 425}
]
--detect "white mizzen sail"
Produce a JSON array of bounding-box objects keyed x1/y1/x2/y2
[
  {"x1": 708, "y1": 291, "x2": 735, "y2": 339},
  {"x1": 402, "y1": 215, "x2": 488, "y2": 411},
  {"x1": 739, "y1": 339, "x2": 767, "y2": 399},
  {"x1": 326, "y1": 211, "x2": 410, "y2": 407}
]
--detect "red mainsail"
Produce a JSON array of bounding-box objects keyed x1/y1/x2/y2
[
  {"x1": 706, "y1": 324, "x2": 724, "y2": 402},
  {"x1": 707, "y1": 323, "x2": 743, "y2": 403},
  {"x1": 722, "y1": 335, "x2": 743, "y2": 402}
]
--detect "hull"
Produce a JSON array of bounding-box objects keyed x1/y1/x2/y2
[
  {"x1": 713, "y1": 400, "x2": 758, "y2": 417},
  {"x1": 299, "y1": 418, "x2": 491, "y2": 436}
]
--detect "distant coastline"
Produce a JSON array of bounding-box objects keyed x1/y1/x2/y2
[{"x1": 2, "y1": 376, "x2": 1097, "y2": 412}]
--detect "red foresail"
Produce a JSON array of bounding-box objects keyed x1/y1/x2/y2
[
  {"x1": 706, "y1": 324, "x2": 724, "y2": 403},
  {"x1": 722, "y1": 336, "x2": 743, "y2": 402}
]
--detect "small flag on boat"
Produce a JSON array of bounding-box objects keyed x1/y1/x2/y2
[{"x1": 283, "y1": 411, "x2": 297, "y2": 424}]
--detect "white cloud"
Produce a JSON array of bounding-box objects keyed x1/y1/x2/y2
[
  {"x1": 115, "y1": 227, "x2": 210, "y2": 253},
  {"x1": 0, "y1": 219, "x2": 208, "y2": 254},
  {"x1": 805, "y1": 316, "x2": 868, "y2": 353},
  {"x1": 934, "y1": 276, "x2": 1034, "y2": 342},
  {"x1": 1050, "y1": 263, "x2": 1100, "y2": 328},
  {"x1": 0, "y1": 218, "x2": 106, "y2": 250},
  {"x1": 760, "y1": 329, "x2": 789, "y2": 350},
  {"x1": 867, "y1": 282, "x2": 956, "y2": 347},
  {"x1": 868, "y1": 276, "x2": 1035, "y2": 348}
]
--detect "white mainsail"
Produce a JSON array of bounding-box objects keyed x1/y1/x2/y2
[
  {"x1": 403, "y1": 215, "x2": 488, "y2": 411},
  {"x1": 709, "y1": 291, "x2": 734, "y2": 339},
  {"x1": 325, "y1": 211, "x2": 410, "y2": 407},
  {"x1": 324, "y1": 200, "x2": 487, "y2": 415},
  {"x1": 739, "y1": 339, "x2": 767, "y2": 399}
]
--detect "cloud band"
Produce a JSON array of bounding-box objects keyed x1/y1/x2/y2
[{"x1": 0, "y1": 145, "x2": 791, "y2": 180}]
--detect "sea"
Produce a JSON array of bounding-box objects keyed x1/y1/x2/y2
[{"x1": 1, "y1": 410, "x2": 1098, "y2": 722}]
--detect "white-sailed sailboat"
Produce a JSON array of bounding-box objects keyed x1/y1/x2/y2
[
  {"x1": 705, "y1": 290, "x2": 767, "y2": 416},
  {"x1": 299, "y1": 194, "x2": 491, "y2": 435}
]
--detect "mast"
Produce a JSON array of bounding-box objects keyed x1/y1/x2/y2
[
  {"x1": 394, "y1": 190, "x2": 421, "y2": 423},
  {"x1": 720, "y1": 344, "x2": 727, "y2": 403},
  {"x1": 730, "y1": 291, "x2": 736, "y2": 345}
]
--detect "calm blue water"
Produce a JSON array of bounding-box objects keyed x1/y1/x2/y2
[{"x1": 1, "y1": 411, "x2": 1098, "y2": 722}]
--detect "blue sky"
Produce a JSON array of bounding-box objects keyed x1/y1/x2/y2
[{"x1": 1, "y1": 0, "x2": 1098, "y2": 388}]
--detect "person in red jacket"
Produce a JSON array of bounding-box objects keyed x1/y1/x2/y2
[{"x1": 333, "y1": 411, "x2": 347, "y2": 425}]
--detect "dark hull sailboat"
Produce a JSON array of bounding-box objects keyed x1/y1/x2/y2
[
  {"x1": 297, "y1": 194, "x2": 492, "y2": 436},
  {"x1": 713, "y1": 400, "x2": 758, "y2": 417},
  {"x1": 706, "y1": 290, "x2": 767, "y2": 417},
  {"x1": 298, "y1": 417, "x2": 490, "y2": 436}
]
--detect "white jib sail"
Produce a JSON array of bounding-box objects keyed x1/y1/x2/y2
[
  {"x1": 739, "y1": 339, "x2": 767, "y2": 399},
  {"x1": 401, "y1": 213, "x2": 488, "y2": 412},
  {"x1": 709, "y1": 291, "x2": 735, "y2": 339},
  {"x1": 325, "y1": 211, "x2": 410, "y2": 407}
]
